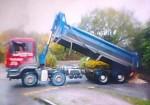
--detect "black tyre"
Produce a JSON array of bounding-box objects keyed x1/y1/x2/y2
[
  {"x1": 51, "y1": 72, "x2": 66, "y2": 86},
  {"x1": 22, "y1": 72, "x2": 38, "y2": 87},
  {"x1": 97, "y1": 72, "x2": 109, "y2": 84},
  {"x1": 115, "y1": 73, "x2": 126, "y2": 83},
  {"x1": 85, "y1": 71, "x2": 92, "y2": 80}
]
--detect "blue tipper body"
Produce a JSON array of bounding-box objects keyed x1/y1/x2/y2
[{"x1": 51, "y1": 12, "x2": 140, "y2": 71}]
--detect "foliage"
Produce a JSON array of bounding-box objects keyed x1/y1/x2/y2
[
  {"x1": 37, "y1": 37, "x2": 58, "y2": 67},
  {"x1": 0, "y1": 48, "x2": 5, "y2": 63},
  {"x1": 51, "y1": 43, "x2": 64, "y2": 54},
  {"x1": 132, "y1": 26, "x2": 150, "y2": 73},
  {"x1": 0, "y1": 44, "x2": 5, "y2": 63},
  {"x1": 50, "y1": 43, "x2": 65, "y2": 60},
  {"x1": 79, "y1": 8, "x2": 141, "y2": 49},
  {"x1": 80, "y1": 57, "x2": 87, "y2": 68},
  {"x1": 46, "y1": 53, "x2": 57, "y2": 68},
  {"x1": 80, "y1": 57, "x2": 109, "y2": 69},
  {"x1": 123, "y1": 96, "x2": 150, "y2": 105},
  {"x1": 64, "y1": 51, "x2": 83, "y2": 60},
  {"x1": 50, "y1": 43, "x2": 83, "y2": 60}
]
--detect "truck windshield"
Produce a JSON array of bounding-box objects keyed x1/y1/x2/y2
[{"x1": 10, "y1": 41, "x2": 33, "y2": 54}]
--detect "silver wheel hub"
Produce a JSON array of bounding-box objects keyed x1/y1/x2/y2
[
  {"x1": 99, "y1": 75, "x2": 108, "y2": 83},
  {"x1": 25, "y1": 75, "x2": 35, "y2": 84},
  {"x1": 55, "y1": 75, "x2": 62, "y2": 82},
  {"x1": 101, "y1": 75, "x2": 106, "y2": 80},
  {"x1": 117, "y1": 74, "x2": 124, "y2": 82}
]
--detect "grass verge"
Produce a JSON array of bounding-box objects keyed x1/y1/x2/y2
[
  {"x1": 123, "y1": 96, "x2": 150, "y2": 105},
  {"x1": 93, "y1": 85, "x2": 150, "y2": 105}
]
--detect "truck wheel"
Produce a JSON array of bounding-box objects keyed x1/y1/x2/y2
[
  {"x1": 22, "y1": 72, "x2": 38, "y2": 87},
  {"x1": 115, "y1": 73, "x2": 126, "y2": 83},
  {"x1": 85, "y1": 72, "x2": 91, "y2": 80},
  {"x1": 51, "y1": 72, "x2": 66, "y2": 86},
  {"x1": 97, "y1": 72, "x2": 109, "y2": 84}
]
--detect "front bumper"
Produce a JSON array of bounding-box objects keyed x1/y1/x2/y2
[{"x1": 7, "y1": 68, "x2": 20, "y2": 79}]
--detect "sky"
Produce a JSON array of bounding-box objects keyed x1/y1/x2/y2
[{"x1": 0, "y1": 0, "x2": 150, "y2": 33}]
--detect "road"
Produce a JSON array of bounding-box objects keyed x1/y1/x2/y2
[
  {"x1": 0, "y1": 65, "x2": 42, "y2": 105},
  {"x1": 0, "y1": 64, "x2": 150, "y2": 105}
]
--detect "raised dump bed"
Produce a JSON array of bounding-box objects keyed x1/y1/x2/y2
[{"x1": 51, "y1": 12, "x2": 140, "y2": 84}]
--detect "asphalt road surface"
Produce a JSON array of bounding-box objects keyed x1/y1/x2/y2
[
  {"x1": 0, "y1": 65, "x2": 42, "y2": 105},
  {"x1": 0, "y1": 64, "x2": 150, "y2": 105}
]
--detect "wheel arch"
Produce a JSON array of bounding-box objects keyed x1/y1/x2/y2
[{"x1": 19, "y1": 65, "x2": 38, "y2": 78}]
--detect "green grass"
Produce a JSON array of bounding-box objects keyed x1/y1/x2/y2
[{"x1": 123, "y1": 96, "x2": 150, "y2": 105}]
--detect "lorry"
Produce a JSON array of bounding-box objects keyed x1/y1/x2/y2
[
  {"x1": 5, "y1": 12, "x2": 140, "y2": 87},
  {"x1": 5, "y1": 37, "x2": 67, "y2": 87}
]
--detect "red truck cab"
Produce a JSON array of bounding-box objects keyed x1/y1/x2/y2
[
  {"x1": 5, "y1": 37, "x2": 66, "y2": 87},
  {"x1": 5, "y1": 38, "x2": 37, "y2": 68}
]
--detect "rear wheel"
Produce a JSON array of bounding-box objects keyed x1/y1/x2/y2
[
  {"x1": 22, "y1": 72, "x2": 38, "y2": 87},
  {"x1": 97, "y1": 72, "x2": 109, "y2": 84},
  {"x1": 51, "y1": 72, "x2": 66, "y2": 86},
  {"x1": 115, "y1": 73, "x2": 126, "y2": 83}
]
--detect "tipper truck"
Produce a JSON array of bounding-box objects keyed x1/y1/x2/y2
[
  {"x1": 5, "y1": 12, "x2": 140, "y2": 87},
  {"x1": 51, "y1": 12, "x2": 140, "y2": 84}
]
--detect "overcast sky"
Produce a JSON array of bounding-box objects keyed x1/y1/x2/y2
[{"x1": 0, "y1": 0, "x2": 150, "y2": 33}]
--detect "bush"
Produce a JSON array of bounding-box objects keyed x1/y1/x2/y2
[
  {"x1": 80, "y1": 57, "x2": 88, "y2": 68},
  {"x1": 46, "y1": 53, "x2": 57, "y2": 68},
  {"x1": 0, "y1": 51, "x2": 4, "y2": 63},
  {"x1": 51, "y1": 43, "x2": 83, "y2": 60},
  {"x1": 80, "y1": 57, "x2": 109, "y2": 69},
  {"x1": 51, "y1": 43, "x2": 65, "y2": 60},
  {"x1": 132, "y1": 27, "x2": 150, "y2": 74},
  {"x1": 0, "y1": 45, "x2": 5, "y2": 63}
]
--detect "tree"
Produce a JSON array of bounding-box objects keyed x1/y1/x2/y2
[
  {"x1": 132, "y1": 24, "x2": 150, "y2": 72},
  {"x1": 79, "y1": 8, "x2": 141, "y2": 49},
  {"x1": 0, "y1": 44, "x2": 5, "y2": 63},
  {"x1": 50, "y1": 43, "x2": 65, "y2": 60},
  {"x1": 46, "y1": 53, "x2": 57, "y2": 68}
]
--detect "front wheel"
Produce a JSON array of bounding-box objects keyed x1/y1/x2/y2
[
  {"x1": 22, "y1": 72, "x2": 38, "y2": 87},
  {"x1": 51, "y1": 72, "x2": 66, "y2": 86}
]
